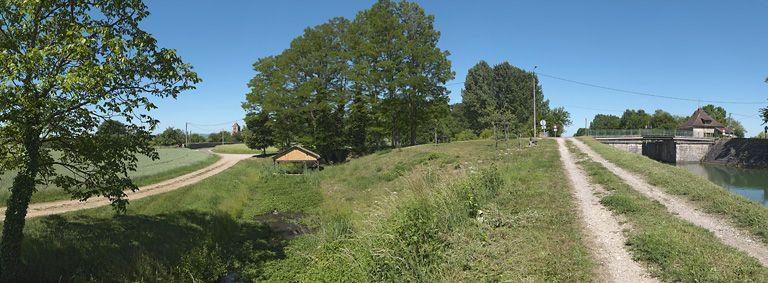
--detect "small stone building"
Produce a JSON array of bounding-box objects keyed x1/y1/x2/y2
[
  {"x1": 679, "y1": 108, "x2": 733, "y2": 138},
  {"x1": 272, "y1": 146, "x2": 321, "y2": 168}
]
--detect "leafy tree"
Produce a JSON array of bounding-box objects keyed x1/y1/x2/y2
[
  {"x1": 207, "y1": 132, "x2": 222, "y2": 143},
  {"x1": 0, "y1": 1, "x2": 199, "y2": 279},
  {"x1": 724, "y1": 117, "x2": 746, "y2": 138},
  {"x1": 756, "y1": 131, "x2": 768, "y2": 139},
  {"x1": 478, "y1": 129, "x2": 494, "y2": 139},
  {"x1": 702, "y1": 104, "x2": 727, "y2": 123},
  {"x1": 97, "y1": 120, "x2": 129, "y2": 137},
  {"x1": 454, "y1": 129, "x2": 477, "y2": 141},
  {"x1": 545, "y1": 107, "x2": 571, "y2": 137},
  {"x1": 650, "y1": 110, "x2": 679, "y2": 130},
  {"x1": 154, "y1": 128, "x2": 185, "y2": 146},
  {"x1": 461, "y1": 61, "x2": 494, "y2": 133},
  {"x1": 189, "y1": 133, "x2": 206, "y2": 143},
  {"x1": 761, "y1": 77, "x2": 768, "y2": 125},
  {"x1": 590, "y1": 114, "x2": 621, "y2": 129},
  {"x1": 620, "y1": 109, "x2": 651, "y2": 129},
  {"x1": 574, "y1": 128, "x2": 588, "y2": 136},
  {"x1": 243, "y1": 112, "x2": 275, "y2": 155}
]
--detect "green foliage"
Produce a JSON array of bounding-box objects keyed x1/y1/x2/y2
[
  {"x1": 725, "y1": 117, "x2": 747, "y2": 138},
  {"x1": 544, "y1": 107, "x2": 571, "y2": 137},
  {"x1": 479, "y1": 129, "x2": 494, "y2": 139},
  {"x1": 154, "y1": 127, "x2": 185, "y2": 146},
  {"x1": 243, "y1": 0, "x2": 454, "y2": 161},
  {"x1": 574, "y1": 128, "x2": 588, "y2": 136},
  {"x1": 454, "y1": 129, "x2": 477, "y2": 141},
  {"x1": 189, "y1": 133, "x2": 206, "y2": 143},
  {"x1": 649, "y1": 109, "x2": 680, "y2": 130},
  {"x1": 0, "y1": 0, "x2": 199, "y2": 278},
  {"x1": 462, "y1": 61, "x2": 549, "y2": 137},
  {"x1": 620, "y1": 109, "x2": 651, "y2": 129},
  {"x1": 243, "y1": 112, "x2": 274, "y2": 155},
  {"x1": 702, "y1": 104, "x2": 727, "y2": 123},
  {"x1": 589, "y1": 114, "x2": 621, "y2": 129}
]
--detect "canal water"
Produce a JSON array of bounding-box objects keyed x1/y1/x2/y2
[{"x1": 678, "y1": 163, "x2": 768, "y2": 206}]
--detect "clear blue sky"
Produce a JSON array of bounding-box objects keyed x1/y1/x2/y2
[{"x1": 142, "y1": 0, "x2": 768, "y2": 136}]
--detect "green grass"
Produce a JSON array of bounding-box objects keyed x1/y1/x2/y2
[
  {"x1": 566, "y1": 140, "x2": 768, "y2": 282},
  {"x1": 211, "y1": 143, "x2": 279, "y2": 155},
  {"x1": 0, "y1": 147, "x2": 219, "y2": 205},
  {"x1": 579, "y1": 137, "x2": 768, "y2": 244},
  {"x1": 15, "y1": 140, "x2": 594, "y2": 281}
]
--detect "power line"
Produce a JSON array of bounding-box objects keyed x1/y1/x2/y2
[
  {"x1": 187, "y1": 119, "x2": 243, "y2": 127},
  {"x1": 444, "y1": 72, "x2": 767, "y2": 105},
  {"x1": 536, "y1": 72, "x2": 766, "y2": 105}
]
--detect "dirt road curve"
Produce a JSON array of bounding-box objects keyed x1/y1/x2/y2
[
  {"x1": 570, "y1": 138, "x2": 768, "y2": 267},
  {"x1": 0, "y1": 152, "x2": 253, "y2": 220},
  {"x1": 557, "y1": 138, "x2": 657, "y2": 282}
]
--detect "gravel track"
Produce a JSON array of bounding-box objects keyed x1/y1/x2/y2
[
  {"x1": 0, "y1": 152, "x2": 253, "y2": 220},
  {"x1": 557, "y1": 138, "x2": 657, "y2": 282},
  {"x1": 571, "y1": 137, "x2": 768, "y2": 267}
]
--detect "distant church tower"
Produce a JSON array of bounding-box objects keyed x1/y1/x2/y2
[{"x1": 232, "y1": 122, "x2": 241, "y2": 136}]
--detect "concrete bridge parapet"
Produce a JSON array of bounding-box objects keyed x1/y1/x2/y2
[{"x1": 595, "y1": 136, "x2": 715, "y2": 163}]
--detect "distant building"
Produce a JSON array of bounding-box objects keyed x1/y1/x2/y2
[
  {"x1": 232, "y1": 122, "x2": 241, "y2": 136},
  {"x1": 679, "y1": 108, "x2": 733, "y2": 138}
]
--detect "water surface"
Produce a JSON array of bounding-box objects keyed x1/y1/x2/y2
[{"x1": 678, "y1": 163, "x2": 768, "y2": 206}]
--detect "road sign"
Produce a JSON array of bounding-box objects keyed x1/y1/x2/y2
[{"x1": 540, "y1": 120, "x2": 546, "y2": 126}]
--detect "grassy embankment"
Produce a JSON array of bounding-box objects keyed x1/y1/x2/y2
[
  {"x1": 579, "y1": 137, "x2": 768, "y2": 244},
  {"x1": 566, "y1": 140, "x2": 768, "y2": 282},
  {"x1": 212, "y1": 143, "x2": 279, "y2": 155},
  {"x1": 0, "y1": 147, "x2": 219, "y2": 205},
  {"x1": 16, "y1": 139, "x2": 593, "y2": 282}
]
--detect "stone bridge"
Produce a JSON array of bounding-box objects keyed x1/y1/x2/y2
[{"x1": 595, "y1": 136, "x2": 715, "y2": 163}]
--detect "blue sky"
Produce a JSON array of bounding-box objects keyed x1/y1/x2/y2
[{"x1": 142, "y1": 0, "x2": 768, "y2": 136}]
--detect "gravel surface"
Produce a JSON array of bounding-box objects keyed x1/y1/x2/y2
[
  {"x1": 557, "y1": 138, "x2": 657, "y2": 282},
  {"x1": 571, "y1": 138, "x2": 768, "y2": 267},
  {"x1": 0, "y1": 152, "x2": 253, "y2": 220}
]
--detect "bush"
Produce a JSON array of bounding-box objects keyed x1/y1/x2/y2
[
  {"x1": 454, "y1": 129, "x2": 477, "y2": 141},
  {"x1": 478, "y1": 129, "x2": 494, "y2": 139}
]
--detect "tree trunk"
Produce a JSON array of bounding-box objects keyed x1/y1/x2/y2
[{"x1": 1, "y1": 136, "x2": 40, "y2": 281}]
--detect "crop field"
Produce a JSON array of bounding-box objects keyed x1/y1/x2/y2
[
  {"x1": 211, "y1": 143, "x2": 279, "y2": 155},
  {"x1": 14, "y1": 139, "x2": 592, "y2": 282},
  {"x1": 0, "y1": 147, "x2": 219, "y2": 205}
]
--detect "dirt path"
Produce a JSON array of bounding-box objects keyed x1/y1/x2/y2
[
  {"x1": 570, "y1": 138, "x2": 768, "y2": 267},
  {"x1": 557, "y1": 138, "x2": 657, "y2": 282},
  {"x1": 0, "y1": 152, "x2": 253, "y2": 220}
]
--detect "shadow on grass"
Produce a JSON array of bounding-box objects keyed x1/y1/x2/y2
[{"x1": 21, "y1": 211, "x2": 286, "y2": 282}]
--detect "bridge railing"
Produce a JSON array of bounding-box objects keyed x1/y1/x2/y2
[{"x1": 588, "y1": 129, "x2": 694, "y2": 137}]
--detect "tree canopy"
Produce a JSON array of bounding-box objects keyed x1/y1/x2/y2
[
  {"x1": 0, "y1": 1, "x2": 199, "y2": 279},
  {"x1": 461, "y1": 61, "x2": 549, "y2": 136},
  {"x1": 243, "y1": 0, "x2": 453, "y2": 162}
]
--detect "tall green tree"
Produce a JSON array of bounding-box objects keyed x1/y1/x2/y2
[
  {"x1": 461, "y1": 61, "x2": 494, "y2": 133},
  {"x1": 702, "y1": 104, "x2": 727, "y2": 122},
  {"x1": 650, "y1": 109, "x2": 679, "y2": 130},
  {"x1": 545, "y1": 107, "x2": 571, "y2": 137},
  {"x1": 590, "y1": 114, "x2": 621, "y2": 129},
  {"x1": 724, "y1": 117, "x2": 747, "y2": 138},
  {"x1": 761, "y1": 77, "x2": 768, "y2": 125},
  {"x1": 620, "y1": 109, "x2": 651, "y2": 129},
  {"x1": 243, "y1": 112, "x2": 275, "y2": 156},
  {"x1": 154, "y1": 127, "x2": 185, "y2": 146},
  {"x1": 0, "y1": 1, "x2": 199, "y2": 279}
]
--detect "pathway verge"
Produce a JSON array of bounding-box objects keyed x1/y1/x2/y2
[
  {"x1": 557, "y1": 138, "x2": 656, "y2": 282},
  {"x1": 0, "y1": 152, "x2": 253, "y2": 220},
  {"x1": 571, "y1": 138, "x2": 768, "y2": 266}
]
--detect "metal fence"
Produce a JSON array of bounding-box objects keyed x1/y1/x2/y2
[{"x1": 587, "y1": 129, "x2": 694, "y2": 137}]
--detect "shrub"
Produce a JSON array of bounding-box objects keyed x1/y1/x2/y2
[
  {"x1": 454, "y1": 129, "x2": 477, "y2": 141},
  {"x1": 479, "y1": 129, "x2": 494, "y2": 139}
]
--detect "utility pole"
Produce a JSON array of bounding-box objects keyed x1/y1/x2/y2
[
  {"x1": 185, "y1": 122, "x2": 189, "y2": 147},
  {"x1": 532, "y1": 65, "x2": 538, "y2": 138}
]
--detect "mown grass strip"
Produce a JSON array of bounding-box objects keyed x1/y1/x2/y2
[
  {"x1": 567, "y1": 140, "x2": 768, "y2": 282},
  {"x1": 579, "y1": 137, "x2": 768, "y2": 244}
]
